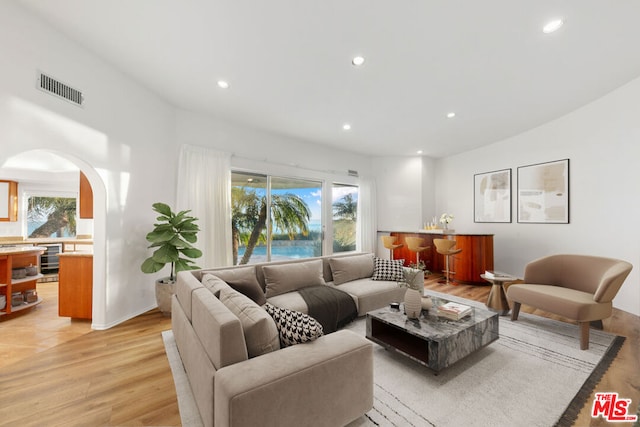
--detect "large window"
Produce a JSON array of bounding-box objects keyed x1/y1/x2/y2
[
  {"x1": 332, "y1": 184, "x2": 358, "y2": 253},
  {"x1": 231, "y1": 172, "x2": 322, "y2": 265},
  {"x1": 27, "y1": 195, "x2": 77, "y2": 238}
]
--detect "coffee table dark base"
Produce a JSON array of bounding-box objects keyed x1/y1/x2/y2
[{"x1": 366, "y1": 307, "x2": 499, "y2": 372}]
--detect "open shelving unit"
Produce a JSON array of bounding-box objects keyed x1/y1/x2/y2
[{"x1": 0, "y1": 247, "x2": 46, "y2": 317}]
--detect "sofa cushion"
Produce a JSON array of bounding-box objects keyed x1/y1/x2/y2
[
  {"x1": 202, "y1": 273, "x2": 231, "y2": 297},
  {"x1": 329, "y1": 254, "x2": 375, "y2": 285},
  {"x1": 262, "y1": 259, "x2": 326, "y2": 298},
  {"x1": 267, "y1": 291, "x2": 309, "y2": 314},
  {"x1": 372, "y1": 257, "x2": 405, "y2": 281},
  {"x1": 209, "y1": 266, "x2": 266, "y2": 305},
  {"x1": 219, "y1": 287, "x2": 280, "y2": 358},
  {"x1": 264, "y1": 302, "x2": 324, "y2": 347}
]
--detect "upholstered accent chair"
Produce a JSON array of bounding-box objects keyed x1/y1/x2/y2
[{"x1": 506, "y1": 254, "x2": 632, "y2": 350}]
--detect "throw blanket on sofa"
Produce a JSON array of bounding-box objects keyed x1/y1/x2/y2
[{"x1": 298, "y1": 286, "x2": 358, "y2": 334}]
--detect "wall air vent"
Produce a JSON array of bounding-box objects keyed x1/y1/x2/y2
[
  {"x1": 348, "y1": 169, "x2": 359, "y2": 177},
  {"x1": 36, "y1": 71, "x2": 84, "y2": 107}
]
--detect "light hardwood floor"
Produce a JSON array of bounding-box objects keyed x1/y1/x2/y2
[{"x1": 0, "y1": 278, "x2": 638, "y2": 426}]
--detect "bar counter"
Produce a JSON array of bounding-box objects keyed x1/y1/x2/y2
[{"x1": 382, "y1": 230, "x2": 494, "y2": 285}]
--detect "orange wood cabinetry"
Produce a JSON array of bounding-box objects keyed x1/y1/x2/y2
[
  {"x1": 0, "y1": 246, "x2": 45, "y2": 317},
  {"x1": 79, "y1": 171, "x2": 93, "y2": 219},
  {"x1": 0, "y1": 180, "x2": 18, "y2": 222},
  {"x1": 389, "y1": 232, "x2": 494, "y2": 285},
  {"x1": 58, "y1": 253, "x2": 93, "y2": 319}
]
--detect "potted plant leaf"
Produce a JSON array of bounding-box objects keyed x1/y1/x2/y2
[{"x1": 141, "y1": 202, "x2": 203, "y2": 315}]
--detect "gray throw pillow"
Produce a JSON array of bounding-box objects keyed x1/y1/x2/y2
[
  {"x1": 211, "y1": 266, "x2": 266, "y2": 305},
  {"x1": 219, "y1": 287, "x2": 280, "y2": 358},
  {"x1": 329, "y1": 253, "x2": 375, "y2": 285},
  {"x1": 202, "y1": 273, "x2": 231, "y2": 297},
  {"x1": 262, "y1": 259, "x2": 326, "y2": 298}
]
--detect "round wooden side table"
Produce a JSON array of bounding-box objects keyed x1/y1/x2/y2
[{"x1": 480, "y1": 273, "x2": 517, "y2": 315}]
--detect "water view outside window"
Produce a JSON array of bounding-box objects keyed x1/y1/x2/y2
[
  {"x1": 231, "y1": 172, "x2": 322, "y2": 265},
  {"x1": 27, "y1": 196, "x2": 77, "y2": 238},
  {"x1": 332, "y1": 184, "x2": 358, "y2": 253}
]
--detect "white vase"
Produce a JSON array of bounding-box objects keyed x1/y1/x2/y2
[{"x1": 404, "y1": 289, "x2": 422, "y2": 319}]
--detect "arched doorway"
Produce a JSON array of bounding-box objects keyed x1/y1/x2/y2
[{"x1": 0, "y1": 149, "x2": 106, "y2": 328}]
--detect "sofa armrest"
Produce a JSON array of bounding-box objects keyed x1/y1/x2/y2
[{"x1": 214, "y1": 329, "x2": 373, "y2": 427}]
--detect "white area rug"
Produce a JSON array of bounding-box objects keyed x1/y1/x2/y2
[
  {"x1": 162, "y1": 329, "x2": 204, "y2": 427},
  {"x1": 162, "y1": 293, "x2": 623, "y2": 427}
]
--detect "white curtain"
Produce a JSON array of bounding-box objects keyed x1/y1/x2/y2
[
  {"x1": 177, "y1": 144, "x2": 232, "y2": 267},
  {"x1": 357, "y1": 175, "x2": 377, "y2": 253}
]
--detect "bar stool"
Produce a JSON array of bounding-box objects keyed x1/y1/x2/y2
[
  {"x1": 405, "y1": 237, "x2": 430, "y2": 265},
  {"x1": 433, "y1": 238, "x2": 462, "y2": 285},
  {"x1": 381, "y1": 236, "x2": 403, "y2": 260}
]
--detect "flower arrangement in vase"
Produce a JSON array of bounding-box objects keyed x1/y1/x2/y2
[{"x1": 440, "y1": 213, "x2": 454, "y2": 230}]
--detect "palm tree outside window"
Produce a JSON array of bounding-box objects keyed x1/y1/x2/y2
[
  {"x1": 27, "y1": 195, "x2": 77, "y2": 238},
  {"x1": 332, "y1": 184, "x2": 358, "y2": 253},
  {"x1": 231, "y1": 172, "x2": 321, "y2": 265}
]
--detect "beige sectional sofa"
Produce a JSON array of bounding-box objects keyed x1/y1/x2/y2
[{"x1": 171, "y1": 252, "x2": 419, "y2": 427}]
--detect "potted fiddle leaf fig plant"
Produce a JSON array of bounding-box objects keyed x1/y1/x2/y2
[{"x1": 141, "y1": 202, "x2": 203, "y2": 315}]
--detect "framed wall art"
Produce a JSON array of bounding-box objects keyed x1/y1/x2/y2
[
  {"x1": 474, "y1": 168, "x2": 512, "y2": 223},
  {"x1": 517, "y1": 159, "x2": 569, "y2": 223}
]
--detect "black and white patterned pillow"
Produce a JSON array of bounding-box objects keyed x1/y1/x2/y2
[
  {"x1": 372, "y1": 257, "x2": 405, "y2": 281},
  {"x1": 264, "y1": 303, "x2": 324, "y2": 347}
]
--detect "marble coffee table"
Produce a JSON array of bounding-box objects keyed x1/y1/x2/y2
[{"x1": 365, "y1": 293, "x2": 499, "y2": 372}]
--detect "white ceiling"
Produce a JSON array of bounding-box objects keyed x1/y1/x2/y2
[{"x1": 16, "y1": 0, "x2": 640, "y2": 158}]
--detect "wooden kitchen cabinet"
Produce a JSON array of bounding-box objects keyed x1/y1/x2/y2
[
  {"x1": 0, "y1": 246, "x2": 45, "y2": 317},
  {"x1": 58, "y1": 253, "x2": 93, "y2": 319},
  {"x1": 79, "y1": 171, "x2": 93, "y2": 219},
  {"x1": 0, "y1": 180, "x2": 18, "y2": 222}
]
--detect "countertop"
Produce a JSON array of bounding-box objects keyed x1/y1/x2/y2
[
  {"x1": 58, "y1": 252, "x2": 93, "y2": 258},
  {"x1": 0, "y1": 237, "x2": 93, "y2": 245},
  {"x1": 380, "y1": 230, "x2": 494, "y2": 236},
  {"x1": 0, "y1": 246, "x2": 47, "y2": 255}
]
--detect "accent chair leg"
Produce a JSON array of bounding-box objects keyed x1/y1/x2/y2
[
  {"x1": 580, "y1": 322, "x2": 590, "y2": 350},
  {"x1": 510, "y1": 302, "x2": 521, "y2": 321}
]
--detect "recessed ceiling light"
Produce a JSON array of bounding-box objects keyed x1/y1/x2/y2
[
  {"x1": 352, "y1": 56, "x2": 365, "y2": 66},
  {"x1": 342, "y1": 123, "x2": 352, "y2": 131},
  {"x1": 217, "y1": 80, "x2": 229, "y2": 89},
  {"x1": 446, "y1": 112, "x2": 456, "y2": 118},
  {"x1": 543, "y1": 19, "x2": 564, "y2": 34},
  {"x1": 417, "y1": 150, "x2": 423, "y2": 155}
]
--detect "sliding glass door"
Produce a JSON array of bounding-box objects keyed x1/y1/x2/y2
[
  {"x1": 231, "y1": 172, "x2": 322, "y2": 265},
  {"x1": 332, "y1": 184, "x2": 358, "y2": 253}
]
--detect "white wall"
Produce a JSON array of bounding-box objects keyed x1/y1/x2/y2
[
  {"x1": 373, "y1": 156, "x2": 424, "y2": 231},
  {"x1": 176, "y1": 110, "x2": 376, "y2": 256},
  {"x1": 0, "y1": 2, "x2": 177, "y2": 328},
  {"x1": 434, "y1": 77, "x2": 640, "y2": 316},
  {"x1": 176, "y1": 110, "x2": 373, "y2": 179}
]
